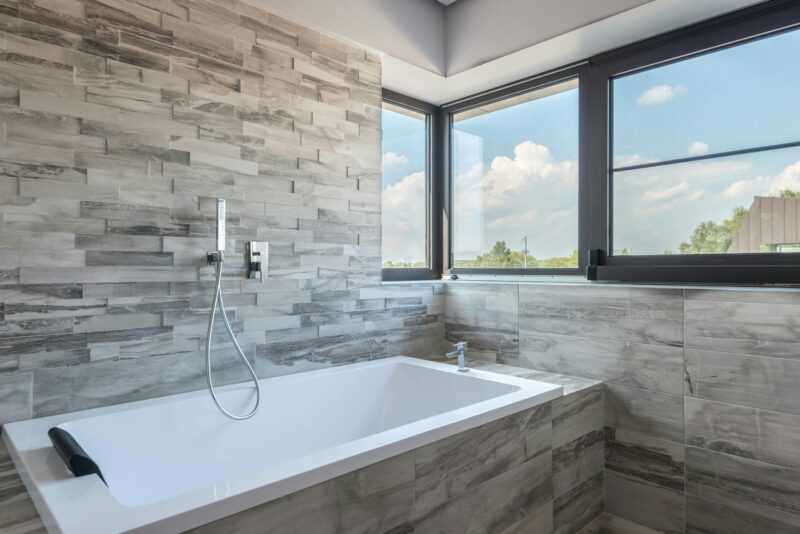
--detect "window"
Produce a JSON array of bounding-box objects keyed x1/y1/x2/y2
[
  {"x1": 380, "y1": 1, "x2": 800, "y2": 284},
  {"x1": 611, "y1": 27, "x2": 800, "y2": 258},
  {"x1": 380, "y1": 91, "x2": 441, "y2": 281},
  {"x1": 381, "y1": 102, "x2": 428, "y2": 268},
  {"x1": 450, "y1": 79, "x2": 580, "y2": 272}
]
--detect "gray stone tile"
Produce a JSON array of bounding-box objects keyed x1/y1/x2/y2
[
  {"x1": 553, "y1": 471, "x2": 604, "y2": 534},
  {"x1": 469, "y1": 360, "x2": 602, "y2": 396},
  {"x1": 33, "y1": 352, "x2": 205, "y2": 416},
  {"x1": 605, "y1": 427, "x2": 684, "y2": 492},
  {"x1": 605, "y1": 383, "x2": 684, "y2": 442},
  {"x1": 553, "y1": 428, "x2": 604, "y2": 498},
  {"x1": 577, "y1": 513, "x2": 662, "y2": 534},
  {"x1": 414, "y1": 404, "x2": 551, "y2": 518},
  {"x1": 189, "y1": 452, "x2": 414, "y2": 534},
  {"x1": 0, "y1": 373, "x2": 32, "y2": 425},
  {"x1": 520, "y1": 331, "x2": 684, "y2": 395},
  {"x1": 686, "y1": 495, "x2": 800, "y2": 534},
  {"x1": 444, "y1": 283, "x2": 518, "y2": 331},
  {"x1": 685, "y1": 294, "x2": 800, "y2": 358},
  {"x1": 519, "y1": 284, "x2": 683, "y2": 348},
  {"x1": 685, "y1": 348, "x2": 800, "y2": 414},
  {"x1": 686, "y1": 445, "x2": 800, "y2": 521},
  {"x1": 552, "y1": 386, "x2": 604, "y2": 449},
  {"x1": 445, "y1": 322, "x2": 519, "y2": 365},
  {"x1": 414, "y1": 450, "x2": 553, "y2": 534},
  {"x1": 0, "y1": 439, "x2": 46, "y2": 534},
  {"x1": 605, "y1": 470, "x2": 684, "y2": 534}
]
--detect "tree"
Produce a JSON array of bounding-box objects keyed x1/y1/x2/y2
[
  {"x1": 454, "y1": 241, "x2": 578, "y2": 268},
  {"x1": 779, "y1": 189, "x2": 800, "y2": 199},
  {"x1": 679, "y1": 206, "x2": 747, "y2": 254}
]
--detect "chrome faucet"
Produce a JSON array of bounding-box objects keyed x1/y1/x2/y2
[{"x1": 447, "y1": 341, "x2": 469, "y2": 372}]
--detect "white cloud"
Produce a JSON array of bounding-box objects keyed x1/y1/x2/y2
[
  {"x1": 613, "y1": 154, "x2": 660, "y2": 168},
  {"x1": 641, "y1": 181, "x2": 689, "y2": 203},
  {"x1": 381, "y1": 151, "x2": 409, "y2": 173},
  {"x1": 688, "y1": 141, "x2": 709, "y2": 156},
  {"x1": 381, "y1": 171, "x2": 426, "y2": 263},
  {"x1": 452, "y1": 140, "x2": 578, "y2": 259},
  {"x1": 723, "y1": 160, "x2": 800, "y2": 200},
  {"x1": 637, "y1": 84, "x2": 686, "y2": 106}
]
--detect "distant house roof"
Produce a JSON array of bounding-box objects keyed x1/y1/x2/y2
[{"x1": 728, "y1": 196, "x2": 800, "y2": 253}]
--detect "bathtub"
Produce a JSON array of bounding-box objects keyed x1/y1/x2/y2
[{"x1": 2, "y1": 356, "x2": 562, "y2": 533}]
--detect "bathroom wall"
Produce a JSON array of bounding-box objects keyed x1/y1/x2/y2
[
  {"x1": 444, "y1": 282, "x2": 800, "y2": 533},
  {"x1": 0, "y1": 0, "x2": 444, "y2": 428}
]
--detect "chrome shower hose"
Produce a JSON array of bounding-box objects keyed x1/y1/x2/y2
[{"x1": 205, "y1": 253, "x2": 261, "y2": 420}]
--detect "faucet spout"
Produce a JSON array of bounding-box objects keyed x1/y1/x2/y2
[{"x1": 446, "y1": 341, "x2": 469, "y2": 372}]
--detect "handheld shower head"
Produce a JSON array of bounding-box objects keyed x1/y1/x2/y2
[{"x1": 216, "y1": 198, "x2": 226, "y2": 252}]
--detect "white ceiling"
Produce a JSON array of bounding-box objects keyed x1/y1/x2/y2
[{"x1": 249, "y1": 0, "x2": 766, "y2": 104}]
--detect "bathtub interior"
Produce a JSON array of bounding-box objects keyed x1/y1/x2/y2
[{"x1": 56, "y1": 360, "x2": 521, "y2": 507}]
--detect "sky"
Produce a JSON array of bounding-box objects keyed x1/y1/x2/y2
[{"x1": 382, "y1": 27, "x2": 800, "y2": 262}]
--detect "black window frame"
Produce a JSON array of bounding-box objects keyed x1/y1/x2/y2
[
  {"x1": 381, "y1": 0, "x2": 800, "y2": 285},
  {"x1": 381, "y1": 89, "x2": 443, "y2": 282},
  {"x1": 588, "y1": 0, "x2": 800, "y2": 284},
  {"x1": 442, "y1": 66, "x2": 589, "y2": 277}
]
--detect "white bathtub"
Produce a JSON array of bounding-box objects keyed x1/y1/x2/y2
[{"x1": 3, "y1": 356, "x2": 561, "y2": 533}]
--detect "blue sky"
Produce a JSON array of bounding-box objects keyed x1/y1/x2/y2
[{"x1": 383, "y1": 27, "x2": 800, "y2": 262}]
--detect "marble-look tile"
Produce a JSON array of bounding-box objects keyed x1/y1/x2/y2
[
  {"x1": 445, "y1": 322, "x2": 518, "y2": 365},
  {"x1": 414, "y1": 404, "x2": 551, "y2": 518},
  {"x1": 685, "y1": 396, "x2": 800, "y2": 470},
  {"x1": 552, "y1": 386, "x2": 604, "y2": 448},
  {"x1": 685, "y1": 348, "x2": 800, "y2": 414},
  {"x1": 577, "y1": 513, "x2": 662, "y2": 534},
  {"x1": 686, "y1": 495, "x2": 800, "y2": 534},
  {"x1": 605, "y1": 427, "x2": 684, "y2": 492},
  {"x1": 414, "y1": 450, "x2": 553, "y2": 534},
  {"x1": 444, "y1": 283, "x2": 518, "y2": 331},
  {"x1": 520, "y1": 331, "x2": 684, "y2": 395},
  {"x1": 605, "y1": 383, "x2": 684, "y2": 442},
  {"x1": 0, "y1": 373, "x2": 32, "y2": 425},
  {"x1": 519, "y1": 284, "x2": 683, "y2": 348},
  {"x1": 33, "y1": 352, "x2": 205, "y2": 416},
  {"x1": 605, "y1": 470, "x2": 684, "y2": 534},
  {"x1": 685, "y1": 445, "x2": 800, "y2": 520},
  {"x1": 0, "y1": 438, "x2": 46, "y2": 534},
  {"x1": 685, "y1": 292, "x2": 800, "y2": 358},
  {"x1": 553, "y1": 471, "x2": 604, "y2": 534},
  {"x1": 189, "y1": 452, "x2": 414, "y2": 534},
  {"x1": 468, "y1": 360, "x2": 602, "y2": 396},
  {"x1": 553, "y1": 428, "x2": 604, "y2": 497}
]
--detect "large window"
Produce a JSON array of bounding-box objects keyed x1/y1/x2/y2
[
  {"x1": 611, "y1": 27, "x2": 800, "y2": 258},
  {"x1": 382, "y1": 1, "x2": 800, "y2": 284},
  {"x1": 450, "y1": 80, "x2": 580, "y2": 271}
]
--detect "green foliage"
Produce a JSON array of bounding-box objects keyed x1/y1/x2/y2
[
  {"x1": 780, "y1": 189, "x2": 800, "y2": 199},
  {"x1": 679, "y1": 206, "x2": 748, "y2": 254},
  {"x1": 383, "y1": 260, "x2": 427, "y2": 268},
  {"x1": 453, "y1": 241, "x2": 579, "y2": 269}
]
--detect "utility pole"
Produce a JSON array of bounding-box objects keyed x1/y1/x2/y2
[{"x1": 522, "y1": 236, "x2": 529, "y2": 268}]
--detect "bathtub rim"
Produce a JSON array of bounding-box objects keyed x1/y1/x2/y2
[{"x1": 2, "y1": 355, "x2": 562, "y2": 534}]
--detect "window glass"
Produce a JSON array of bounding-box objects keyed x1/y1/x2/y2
[
  {"x1": 381, "y1": 103, "x2": 428, "y2": 268},
  {"x1": 451, "y1": 80, "x2": 579, "y2": 269},
  {"x1": 612, "y1": 28, "x2": 800, "y2": 256}
]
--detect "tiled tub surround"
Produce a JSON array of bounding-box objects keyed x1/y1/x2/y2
[
  {"x1": 444, "y1": 282, "x2": 800, "y2": 533},
  {"x1": 4, "y1": 357, "x2": 563, "y2": 532},
  {"x1": 1, "y1": 360, "x2": 601, "y2": 533},
  {"x1": 0, "y1": 0, "x2": 446, "y2": 425}
]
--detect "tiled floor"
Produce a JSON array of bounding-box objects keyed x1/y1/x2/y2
[{"x1": 578, "y1": 513, "x2": 663, "y2": 534}]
